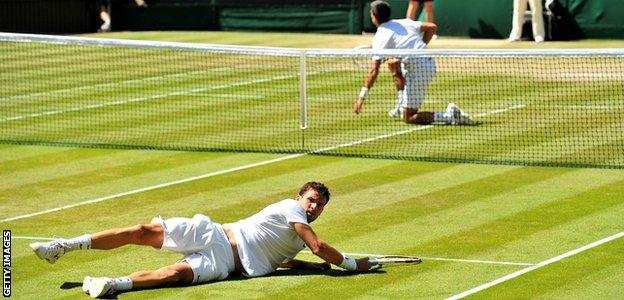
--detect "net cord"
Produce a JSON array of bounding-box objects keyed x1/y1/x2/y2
[{"x1": 2, "y1": 32, "x2": 624, "y2": 57}]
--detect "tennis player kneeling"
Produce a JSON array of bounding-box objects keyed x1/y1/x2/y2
[{"x1": 30, "y1": 181, "x2": 371, "y2": 298}]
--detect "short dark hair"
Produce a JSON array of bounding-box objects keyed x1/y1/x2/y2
[
  {"x1": 299, "y1": 181, "x2": 331, "y2": 203},
  {"x1": 371, "y1": 0, "x2": 391, "y2": 24}
]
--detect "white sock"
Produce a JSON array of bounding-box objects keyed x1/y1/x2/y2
[
  {"x1": 62, "y1": 234, "x2": 91, "y2": 251},
  {"x1": 112, "y1": 277, "x2": 133, "y2": 291},
  {"x1": 434, "y1": 112, "x2": 452, "y2": 124},
  {"x1": 394, "y1": 90, "x2": 405, "y2": 110}
]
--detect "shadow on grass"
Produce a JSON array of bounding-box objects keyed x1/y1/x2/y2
[
  {"x1": 264, "y1": 266, "x2": 386, "y2": 278},
  {"x1": 60, "y1": 267, "x2": 386, "y2": 297}
]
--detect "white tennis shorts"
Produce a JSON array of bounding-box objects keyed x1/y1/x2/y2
[
  {"x1": 151, "y1": 214, "x2": 236, "y2": 284},
  {"x1": 399, "y1": 57, "x2": 436, "y2": 110}
]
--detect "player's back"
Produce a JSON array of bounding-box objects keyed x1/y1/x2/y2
[{"x1": 376, "y1": 18, "x2": 427, "y2": 50}]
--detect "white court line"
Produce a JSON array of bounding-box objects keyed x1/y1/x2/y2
[
  {"x1": 560, "y1": 72, "x2": 623, "y2": 78},
  {"x1": 532, "y1": 105, "x2": 616, "y2": 110},
  {"x1": 0, "y1": 72, "x2": 306, "y2": 123},
  {"x1": 418, "y1": 256, "x2": 533, "y2": 266},
  {"x1": 14, "y1": 236, "x2": 533, "y2": 267},
  {"x1": 475, "y1": 104, "x2": 525, "y2": 117},
  {"x1": 1, "y1": 103, "x2": 525, "y2": 223},
  {"x1": 447, "y1": 231, "x2": 624, "y2": 300},
  {"x1": 301, "y1": 251, "x2": 534, "y2": 267},
  {"x1": 0, "y1": 68, "x2": 229, "y2": 103},
  {"x1": 0, "y1": 153, "x2": 304, "y2": 223},
  {"x1": 13, "y1": 236, "x2": 55, "y2": 241}
]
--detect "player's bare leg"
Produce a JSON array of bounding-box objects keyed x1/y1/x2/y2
[
  {"x1": 423, "y1": 1, "x2": 435, "y2": 23},
  {"x1": 30, "y1": 223, "x2": 164, "y2": 264},
  {"x1": 128, "y1": 262, "x2": 194, "y2": 288},
  {"x1": 406, "y1": 0, "x2": 420, "y2": 20},
  {"x1": 82, "y1": 262, "x2": 194, "y2": 298},
  {"x1": 91, "y1": 223, "x2": 164, "y2": 249},
  {"x1": 387, "y1": 58, "x2": 405, "y2": 91},
  {"x1": 387, "y1": 58, "x2": 406, "y2": 118},
  {"x1": 404, "y1": 108, "x2": 434, "y2": 124}
]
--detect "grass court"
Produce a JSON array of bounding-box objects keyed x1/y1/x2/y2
[{"x1": 1, "y1": 32, "x2": 623, "y2": 299}]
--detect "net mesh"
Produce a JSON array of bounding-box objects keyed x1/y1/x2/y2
[{"x1": 1, "y1": 33, "x2": 623, "y2": 168}]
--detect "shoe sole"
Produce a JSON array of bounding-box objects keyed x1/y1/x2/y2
[
  {"x1": 82, "y1": 276, "x2": 93, "y2": 294},
  {"x1": 88, "y1": 278, "x2": 113, "y2": 298},
  {"x1": 29, "y1": 242, "x2": 57, "y2": 264}
]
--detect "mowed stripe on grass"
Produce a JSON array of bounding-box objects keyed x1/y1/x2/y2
[
  {"x1": 0, "y1": 148, "x2": 281, "y2": 219},
  {"x1": 6, "y1": 147, "x2": 623, "y2": 298},
  {"x1": 260, "y1": 168, "x2": 623, "y2": 298},
  {"x1": 3, "y1": 32, "x2": 623, "y2": 299}
]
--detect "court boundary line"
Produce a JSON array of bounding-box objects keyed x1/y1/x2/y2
[
  {"x1": 0, "y1": 153, "x2": 304, "y2": 223},
  {"x1": 0, "y1": 68, "x2": 229, "y2": 103},
  {"x1": 319, "y1": 251, "x2": 534, "y2": 267},
  {"x1": 447, "y1": 231, "x2": 624, "y2": 299},
  {"x1": 1, "y1": 67, "x2": 336, "y2": 123},
  {"x1": 12, "y1": 235, "x2": 533, "y2": 267},
  {"x1": 0, "y1": 72, "x2": 301, "y2": 123},
  {"x1": 1, "y1": 104, "x2": 524, "y2": 223}
]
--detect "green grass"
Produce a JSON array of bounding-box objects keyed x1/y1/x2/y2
[
  {"x1": 3, "y1": 147, "x2": 623, "y2": 299},
  {"x1": 1, "y1": 36, "x2": 622, "y2": 168},
  {"x1": 1, "y1": 32, "x2": 623, "y2": 299},
  {"x1": 82, "y1": 31, "x2": 624, "y2": 49}
]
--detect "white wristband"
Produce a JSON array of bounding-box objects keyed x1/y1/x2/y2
[
  {"x1": 339, "y1": 255, "x2": 357, "y2": 271},
  {"x1": 358, "y1": 87, "x2": 369, "y2": 99}
]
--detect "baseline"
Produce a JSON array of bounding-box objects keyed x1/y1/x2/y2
[
  {"x1": 301, "y1": 250, "x2": 534, "y2": 267},
  {"x1": 447, "y1": 231, "x2": 624, "y2": 299},
  {"x1": 1, "y1": 103, "x2": 524, "y2": 223},
  {"x1": 13, "y1": 236, "x2": 533, "y2": 267}
]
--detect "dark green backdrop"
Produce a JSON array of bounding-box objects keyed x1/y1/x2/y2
[{"x1": 0, "y1": 0, "x2": 622, "y2": 39}]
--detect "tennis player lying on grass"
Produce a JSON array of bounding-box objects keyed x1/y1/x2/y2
[{"x1": 30, "y1": 181, "x2": 371, "y2": 298}]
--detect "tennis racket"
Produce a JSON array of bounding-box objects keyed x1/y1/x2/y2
[{"x1": 369, "y1": 255, "x2": 422, "y2": 267}]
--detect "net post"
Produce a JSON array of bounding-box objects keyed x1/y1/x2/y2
[{"x1": 299, "y1": 50, "x2": 307, "y2": 130}]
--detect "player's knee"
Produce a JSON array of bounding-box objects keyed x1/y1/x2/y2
[
  {"x1": 129, "y1": 224, "x2": 155, "y2": 244},
  {"x1": 158, "y1": 265, "x2": 193, "y2": 284},
  {"x1": 157, "y1": 266, "x2": 183, "y2": 283}
]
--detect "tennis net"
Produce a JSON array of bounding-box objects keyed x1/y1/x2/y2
[{"x1": 1, "y1": 33, "x2": 623, "y2": 168}]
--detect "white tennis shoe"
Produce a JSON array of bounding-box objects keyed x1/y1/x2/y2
[
  {"x1": 446, "y1": 102, "x2": 475, "y2": 125},
  {"x1": 29, "y1": 240, "x2": 69, "y2": 264},
  {"x1": 388, "y1": 106, "x2": 403, "y2": 119},
  {"x1": 82, "y1": 276, "x2": 93, "y2": 293},
  {"x1": 83, "y1": 277, "x2": 115, "y2": 298}
]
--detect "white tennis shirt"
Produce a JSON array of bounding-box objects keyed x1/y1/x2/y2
[
  {"x1": 372, "y1": 18, "x2": 427, "y2": 61},
  {"x1": 230, "y1": 199, "x2": 308, "y2": 277}
]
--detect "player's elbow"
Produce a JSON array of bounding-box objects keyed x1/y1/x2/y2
[
  {"x1": 429, "y1": 23, "x2": 438, "y2": 34},
  {"x1": 422, "y1": 22, "x2": 437, "y2": 34}
]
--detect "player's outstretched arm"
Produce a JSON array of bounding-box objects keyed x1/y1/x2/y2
[
  {"x1": 293, "y1": 222, "x2": 370, "y2": 271},
  {"x1": 354, "y1": 59, "x2": 382, "y2": 114}
]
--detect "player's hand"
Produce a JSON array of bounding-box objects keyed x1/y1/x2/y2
[
  {"x1": 354, "y1": 98, "x2": 364, "y2": 114},
  {"x1": 356, "y1": 257, "x2": 371, "y2": 271}
]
